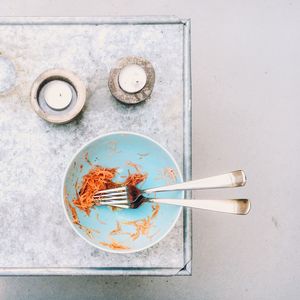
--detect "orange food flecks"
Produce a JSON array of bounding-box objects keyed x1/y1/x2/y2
[
  {"x1": 67, "y1": 200, "x2": 79, "y2": 225},
  {"x1": 151, "y1": 204, "x2": 160, "y2": 219},
  {"x1": 78, "y1": 224, "x2": 100, "y2": 239},
  {"x1": 124, "y1": 173, "x2": 147, "y2": 186},
  {"x1": 163, "y1": 167, "x2": 177, "y2": 183},
  {"x1": 110, "y1": 221, "x2": 122, "y2": 235},
  {"x1": 73, "y1": 166, "x2": 118, "y2": 215},
  {"x1": 72, "y1": 164, "x2": 146, "y2": 217},
  {"x1": 84, "y1": 152, "x2": 93, "y2": 166},
  {"x1": 99, "y1": 238, "x2": 130, "y2": 250},
  {"x1": 127, "y1": 161, "x2": 142, "y2": 173},
  {"x1": 96, "y1": 213, "x2": 106, "y2": 225},
  {"x1": 122, "y1": 216, "x2": 153, "y2": 241}
]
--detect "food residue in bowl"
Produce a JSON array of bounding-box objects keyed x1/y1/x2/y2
[
  {"x1": 99, "y1": 237, "x2": 130, "y2": 250},
  {"x1": 84, "y1": 152, "x2": 93, "y2": 166},
  {"x1": 137, "y1": 152, "x2": 149, "y2": 160},
  {"x1": 65, "y1": 157, "x2": 166, "y2": 249},
  {"x1": 108, "y1": 203, "x2": 160, "y2": 241},
  {"x1": 66, "y1": 200, "x2": 79, "y2": 225},
  {"x1": 107, "y1": 140, "x2": 121, "y2": 154},
  {"x1": 96, "y1": 212, "x2": 106, "y2": 225},
  {"x1": 72, "y1": 160, "x2": 147, "y2": 217},
  {"x1": 151, "y1": 204, "x2": 160, "y2": 219},
  {"x1": 73, "y1": 166, "x2": 118, "y2": 215},
  {"x1": 156, "y1": 167, "x2": 177, "y2": 184},
  {"x1": 79, "y1": 224, "x2": 100, "y2": 239},
  {"x1": 127, "y1": 160, "x2": 142, "y2": 173}
]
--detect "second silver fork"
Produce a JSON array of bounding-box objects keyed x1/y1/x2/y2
[{"x1": 93, "y1": 170, "x2": 246, "y2": 206}]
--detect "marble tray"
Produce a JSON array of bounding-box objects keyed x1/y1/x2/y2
[{"x1": 0, "y1": 16, "x2": 192, "y2": 275}]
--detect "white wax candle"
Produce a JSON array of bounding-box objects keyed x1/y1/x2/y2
[
  {"x1": 44, "y1": 80, "x2": 72, "y2": 110},
  {"x1": 118, "y1": 64, "x2": 147, "y2": 93}
]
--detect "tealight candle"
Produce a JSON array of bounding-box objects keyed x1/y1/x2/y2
[
  {"x1": 118, "y1": 64, "x2": 147, "y2": 94},
  {"x1": 44, "y1": 80, "x2": 73, "y2": 110}
]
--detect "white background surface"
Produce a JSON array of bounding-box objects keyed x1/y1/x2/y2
[{"x1": 0, "y1": 0, "x2": 299, "y2": 299}]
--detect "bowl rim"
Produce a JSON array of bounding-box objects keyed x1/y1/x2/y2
[{"x1": 62, "y1": 131, "x2": 183, "y2": 254}]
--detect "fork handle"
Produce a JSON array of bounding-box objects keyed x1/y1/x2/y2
[
  {"x1": 144, "y1": 170, "x2": 246, "y2": 194},
  {"x1": 149, "y1": 198, "x2": 250, "y2": 215}
]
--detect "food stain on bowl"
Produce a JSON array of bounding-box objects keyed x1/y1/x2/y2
[
  {"x1": 137, "y1": 153, "x2": 150, "y2": 161},
  {"x1": 155, "y1": 167, "x2": 178, "y2": 184},
  {"x1": 72, "y1": 162, "x2": 146, "y2": 214},
  {"x1": 109, "y1": 203, "x2": 160, "y2": 240},
  {"x1": 99, "y1": 237, "x2": 130, "y2": 250},
  {"x1": 107, "y1": 140, "x2": 121, "y2": 155},
  {"x1": 62, "y1": 132, "x2": 183, "y2": 253},
  {"x1": 66, "y1": 158, "x2": 153, "y2": 250},
  {"x1": 96, "y1": 213, "x2": 106, "y2": 225}
]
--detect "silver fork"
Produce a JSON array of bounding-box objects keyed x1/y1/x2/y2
[
  {"x1": 93, "y1": 170, "x2": 247, "y2": 212},
  {"x1": 98, "y1": 196, "x2": 251, "y2": 215}
]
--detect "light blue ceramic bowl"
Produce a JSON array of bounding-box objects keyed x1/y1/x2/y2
[{"x1": 62, "y1": 132, "x2": 183, "y2": 253}]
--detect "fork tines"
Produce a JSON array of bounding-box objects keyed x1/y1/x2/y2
[
  {"x1": 93, "y1": 186, "x2": 126, "y2": 197},
  {"x1": 93, "y1": 186, "x2": 128, "y2": 205}
]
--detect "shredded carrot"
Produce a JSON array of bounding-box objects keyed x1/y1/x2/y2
[
  {"x1": 108, "y1": 216, "x2": 157, "y2": 241},
  {"x1": 110, "y1": 221, "x2": 122, "y2": 235},
  {"x1": 107, "y1": 205, "x2": 159, "y2": 241},
  {"x1": 72, "y1": 164, "x2": 147, "y2": 217},
  {"x1": 127, "y1": 161, "x2": 142, "y2": 173},
  {"x1": 110, "y1": 222, "x2": 132, "y2": 237},
  {"x1": 67, "y1": 201, "x2": 79, "y2": 225},
  {"x1": 156, "y1": 167, "x2": 177, "y2": 184},
  {"x1": 163, "y1": 167, "x2": 177, "y2": 183},
  {"x1": 79, "y1": 224, "x2": 100, "y2": 239},
  {"x1": 99, "y1": 238, "x2": 130, "y2": 250},
  {"x1": 122, "y1": 216, "x2": 153, "y2": 240},
  {"x1": 73, "y1": 166, "x2": 118, "y2": 215},
  {"x1": 151, "y1": 204, "x2": 160, "y2": 219},
  {"x1": 84, "y1": 152, "x2": 93, "y2": 166},
  {"x1": 123, "y1": 173, "x2": 147, "y2": 186}
]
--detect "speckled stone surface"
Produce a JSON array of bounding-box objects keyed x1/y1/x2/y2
[{"x1": 0, "y1": 22, "x2": 186, "y2": 271}]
